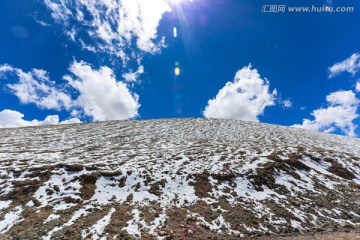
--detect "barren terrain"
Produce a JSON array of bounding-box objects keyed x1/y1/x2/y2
[{"x1": 0, "y1": 118, "x2": 359, "y2": 239}]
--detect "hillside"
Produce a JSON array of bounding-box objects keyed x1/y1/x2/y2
[{"x1": 0, "y1": 118, "x2": 359, "y2": 239}]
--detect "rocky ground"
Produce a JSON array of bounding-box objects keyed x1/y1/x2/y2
[
  {"x1": 258, "y1": 231, "x2": 360, "y2": 240},
  {"x1": 0, "y1": 118, "x2": 359, "y2": 239}
]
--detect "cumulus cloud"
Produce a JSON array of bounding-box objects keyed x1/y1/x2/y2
[
  {"x1": 0, "y1": 62, "x2": 140, "y2": 122},
  {"x1": 293, "y1": 90, "x2": 359, "y2": 136},
  {"x1": 356, "y1": 81, "x2": 360, "y2": 92},
  {"x1": 0, "y1": 109, "x2": 80, "y2": 128},
  {"x1": 43, "y1": 0, "x2": 172, "y2": 61},
  {"x1": 326, "y1": 90, "x2": 359, "y2": 106},
  {"x1": 64, "y1": 61, "x2": 140, "y2": 121},
  {"x1": 328, "y1": 53, "x2": 360, "y2": 78},
  {"x1": 203, "y1": 65, "x2": 277, "y2": 121},
  {"x1": 0, "y1": 64, "x2": 72, "y2": 110}
]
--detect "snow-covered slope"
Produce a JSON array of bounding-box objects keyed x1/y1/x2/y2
[{"x1": 0, "y1": 118, "x2": 359, "y2": 239}]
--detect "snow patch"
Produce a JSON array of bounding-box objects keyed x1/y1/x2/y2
[
  {"x1": 0, "y1": 206, "x2": 23, "y2": 234},
  {"x1": 0, "y1": 200, "x2": 11, "y2": 210},
  {"x1": 81, "y1": 208, "x2": 115, "y2": 239}
]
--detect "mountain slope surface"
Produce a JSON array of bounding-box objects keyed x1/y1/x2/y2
[{"x1": 0, "y1": 118, "x2": 359, "y2": 239}]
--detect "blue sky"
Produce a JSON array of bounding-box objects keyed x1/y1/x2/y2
[{"x1": 1, "y1": 0, "x2": 360, "y2": 137}]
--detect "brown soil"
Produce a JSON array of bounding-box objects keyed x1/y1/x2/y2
[
  {"x1": 79, "y1": 173, "x2": 100, "y2": 200},
  {"x1": 192, "y1": 172, "x2": 212, "y2": 198}
]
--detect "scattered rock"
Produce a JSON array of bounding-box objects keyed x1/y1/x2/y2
[{"x1": 65, "y1": 164, "x2": 84, "y2": 171}]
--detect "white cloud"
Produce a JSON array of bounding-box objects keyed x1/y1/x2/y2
[
  {"x1": 0, "y1": 64, "x2": 14, "y2": 73},
  {"x1": 43, "y1": 0, "x2": 172, "y2": 61},
  {"x1": 0, "y1": 109, "x2": 80, "y2": 128},
  {"x1": 282, "y1": 99, "x2": 292, "y2": 108},
  {"x1": 293, "y1": 90, "x2": 359, "y2": 136},
  {"x1": 59, "y1": 118, "x2": 82, "y2": 124},
  {"x1": 33, "y1": 13, "x2": 52, "y2": 27},
  {"x1": 0, "y1": 64, "x2": 72, "y2": 110},
  {"x1": 203, "y1": 65, "x2": 277, "y2": 121},
  {"x1": 0, "y1": 62, "x2": 140, "y2": 122},
  {"x1": 356, "y1": 81, "x2": 360, "y2": 92},
  {"x1": 328, "y1": 53, "x2": 360, "y2": 78},
  {"x1": 122, "y1": 65, "x2": 144, "y2": 83},
  {"x1": 326, "y1": 90, "x2": 359, "y2": 106},
  {"x1": 64, "y1": 61, "x2": 140, "y2": 121}
]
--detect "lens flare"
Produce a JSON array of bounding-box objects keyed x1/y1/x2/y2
[{"x1": 175, "y1": 67, "x2": 180, "y2": 76}]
